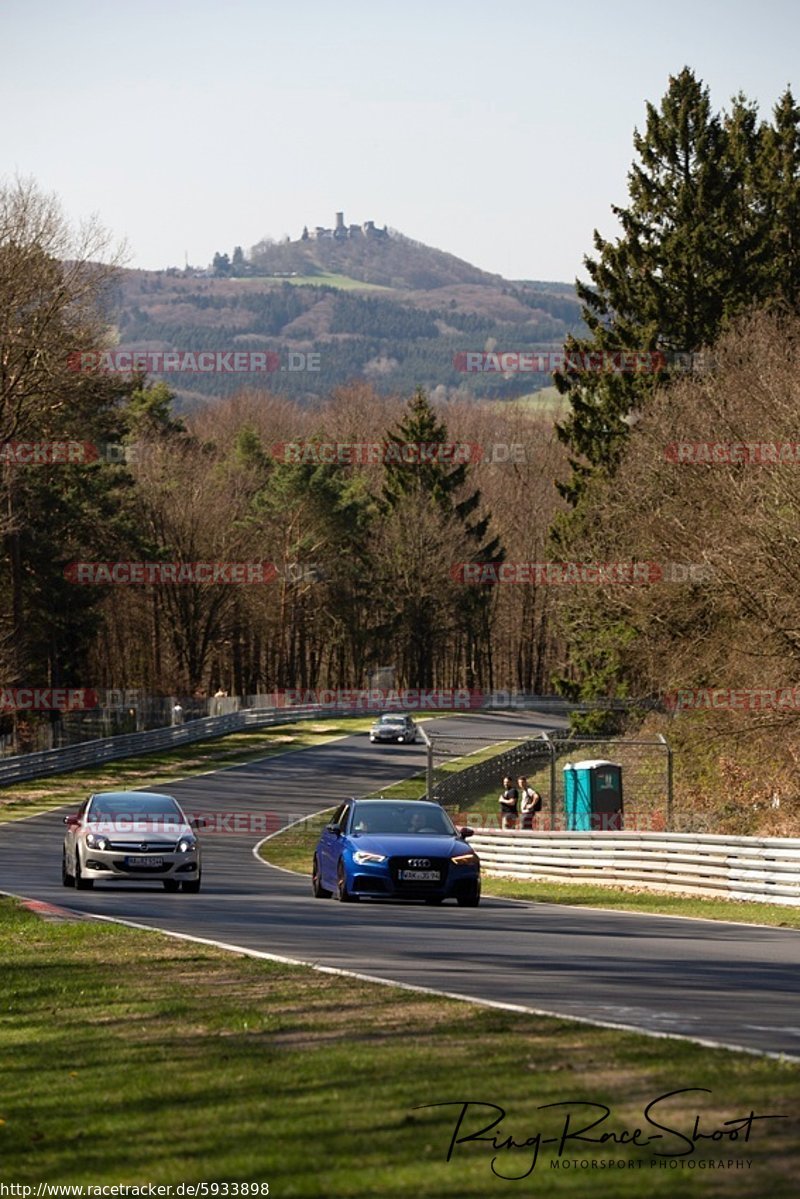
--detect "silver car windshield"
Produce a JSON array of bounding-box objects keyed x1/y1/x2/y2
[{"x1": 88, "y1": 796, "x2": 183, "y2": 825}]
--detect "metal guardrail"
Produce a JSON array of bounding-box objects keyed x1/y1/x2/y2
[
  {"x1": 468, "y1": 830, "x2": 800, "y2": 906},
  {"x1": 0, "y1": 705, "x2": 353, "y2": 787}
]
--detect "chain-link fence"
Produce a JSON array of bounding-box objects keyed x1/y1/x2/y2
[{"x1": 427, "y1": 729, "x2": 674, "y2": 831}]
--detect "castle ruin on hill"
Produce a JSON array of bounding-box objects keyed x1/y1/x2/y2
[{"x1": 301, "y1": 212, "x2": 389, "y2": 241}]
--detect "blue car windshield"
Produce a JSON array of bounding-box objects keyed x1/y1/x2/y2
[{"x1": 350, "y1": 803, "x2": 454, "y2": 836}]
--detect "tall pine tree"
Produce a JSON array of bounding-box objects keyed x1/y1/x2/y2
[
  {"x1": 382, "y1": 388, "x2": 503, "y2": 688},
  {"x1": 757, "y1": 87, "x2": 800, "y2": 307},
  {"x1": 554, "y1": 68, "x2": 765, "y2": 510}
]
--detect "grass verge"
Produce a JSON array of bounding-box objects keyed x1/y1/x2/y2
[
  {"x1": 0, "y1": 897, "x2": 795, "y2": 1196},
  {"x1": 482, "y1": 876, "x2": 800, "y2": 929},
  {"x1": 260, "y1": 809, "x2": 335, "y2": 875},
  {"x1": 0, "y1": 718, "x2": 375, "y2": 823}
]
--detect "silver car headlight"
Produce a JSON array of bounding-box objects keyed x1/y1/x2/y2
[
  {"x1": 177, "y1": 836, "x2": 197, "y2": 853},
  {"x1": 85, "y1": 832, "x2": 111, "y2": 851}
]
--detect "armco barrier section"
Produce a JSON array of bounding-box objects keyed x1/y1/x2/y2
[
  {"x1": 468, "y1": 830, "x2": 800, "y2": 906},
  {"x1": 0, "y1": 705, "x2": 351, "y2": 787}
]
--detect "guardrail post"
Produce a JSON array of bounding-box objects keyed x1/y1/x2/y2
[
  {"x1": 423, "y1": 729, "x2": 434, "y2": 799},
  {"x1": 542, "y1": 733, "x2": 557, "y2": 827},
  {"x1": 658, "y1": 733, "x2": 673, "y2": 831}
]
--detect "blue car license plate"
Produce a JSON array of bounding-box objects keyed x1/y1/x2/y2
[{"x1": 400, "y1": 869, "x2": 440, "y2": 881}]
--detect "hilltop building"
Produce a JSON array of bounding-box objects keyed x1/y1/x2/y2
[{"x1": 301, "y1": 212, "x2": 389, "y2": 241}]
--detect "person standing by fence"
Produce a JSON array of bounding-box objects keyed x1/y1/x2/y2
[
  {"x1": 518, "y1": 775, "x2": 543, "y2": 829},
  {"x1": 498, "y1": 775, "x2": 519, "y2": 829}
]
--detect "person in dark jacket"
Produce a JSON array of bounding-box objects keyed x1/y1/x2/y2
[{"x1": 498, "y1": 775, "x2": 519, "y2": 829}]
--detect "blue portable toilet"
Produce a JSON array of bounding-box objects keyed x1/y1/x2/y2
[{"x1": 564, "y1": 760, "x2": 623, "y2": 831}]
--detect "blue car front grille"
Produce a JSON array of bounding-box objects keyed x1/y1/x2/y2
[{"x1": 389, "y1": 856, "x2": 450, "y2": 888}]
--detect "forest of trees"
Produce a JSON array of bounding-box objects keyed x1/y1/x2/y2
[
  {"x1": 4, "y1": 66, "x2": 800, "y2": 832},
  {"x1": 3, "y1": 372, "x2": 566, "y2": 704}
]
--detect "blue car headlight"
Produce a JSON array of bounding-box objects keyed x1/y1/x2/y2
[
  {"x1": 450, "y1": 852, "x2": 478, "y2": 866},
  {"x1": 353, "y1": 850, "x2": 387, "y2": 865}
]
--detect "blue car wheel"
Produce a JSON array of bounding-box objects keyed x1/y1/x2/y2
[
  {"x1": 312, "y1": 855, "x2": 332, "y2": 899},
  {"x1": 456, "y1": 880, "x2": 481, "y2": 907},
  {"x1": 336, "y1": 859, "x2": 358, "y2": 902}
]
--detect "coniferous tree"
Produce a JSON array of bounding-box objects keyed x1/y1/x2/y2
[
  {"x1": 757, "y1": 88, "x2": 800, "y2": 308},
  {"x1": 554, "y1": 68, "x2": 761, "y2": 509},
  {"x1": 251, "y1": 451, "x2": 379, "y2": 689},
  {"x1": 383, "y1": 388, "x2": 503, "y2": 688}
]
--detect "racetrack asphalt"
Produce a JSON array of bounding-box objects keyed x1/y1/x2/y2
[{"x1": 1, "y1": 710, "x2": 798, "y2": 1061}]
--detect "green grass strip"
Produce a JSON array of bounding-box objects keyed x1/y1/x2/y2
[{"x1": 0, "y1": 898, "x2": 795, "y2": 1195}]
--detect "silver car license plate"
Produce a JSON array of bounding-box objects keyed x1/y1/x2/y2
[
  {"x1": 125, "y1": 855, "x2": 163, "y2": 867},
  {"x1": 400, "y1": 869, "x2": 440, "y2": 881}
]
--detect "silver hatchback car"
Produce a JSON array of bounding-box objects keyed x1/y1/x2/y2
[
  {"x1": 369, "y1": 714, "x2": 420, "y2": 744},
  {"x1": 62, "y1": 790, "x2": 203, "y2": 893}
]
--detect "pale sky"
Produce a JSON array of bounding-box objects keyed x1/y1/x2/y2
[{"x1": 3, "y1": 0, "x2": 798, "y2": 282}]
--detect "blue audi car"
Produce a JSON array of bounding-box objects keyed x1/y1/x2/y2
[{"x1": 312, "y1": 798, "x2": 481, "y2": 905}]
